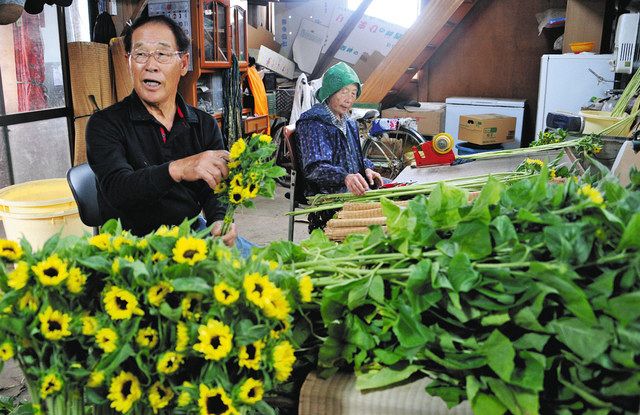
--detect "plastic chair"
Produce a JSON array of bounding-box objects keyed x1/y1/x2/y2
[
  {"x1": 284, "y1": 126, "x2": 309, "y2": 241},
  {"x1": 66, "y1": 163, "x2": 102, "y2": 235}
]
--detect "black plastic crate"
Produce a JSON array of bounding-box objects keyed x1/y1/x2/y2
[{"x1": 275, "y1": 88, "x2": 295, "y2": 121}]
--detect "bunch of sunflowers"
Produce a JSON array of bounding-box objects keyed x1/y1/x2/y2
[
  {"x1": 214, "y1": 133, "x2": 285, "y2": 235},
  {"x1": 0, "y1": 218, "x2": 311, "y2": 414}
]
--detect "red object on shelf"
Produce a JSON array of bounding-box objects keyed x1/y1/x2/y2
[{"x1": 412, "y1": 141, "x2": 455, "y2": 167}]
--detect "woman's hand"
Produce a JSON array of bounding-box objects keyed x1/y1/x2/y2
[
  {"x1": 365, "y1": 168, "x2": 383, "y2": 188},
  {"x1": 345, "y1": 173, "x2": 369, "y2": 196},
  {"x1": 211, "y1": 220, "x2": 237, "y2": 247}
]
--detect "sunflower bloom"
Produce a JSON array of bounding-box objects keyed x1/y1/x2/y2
[
  {"x1": 136, "y1": 327, "x2": 159, "y2": 349},
  {"x1": 525, "y1": 158, "x2": 544, "y2": 168},
  {"x1": 66, "y1": 267, "x2": 87, "y2": 294},
  {"x1": 156, "y1": 225, "x2": 180, "y2": 238},
  {"x1": 193, "y1": 319, "x2": 233, "y2": 361},
  {"x1": 258, "y1": 133, "x2": 272, "y2": 144},
  {"x1": 108, "y1": 371, "x2": 142, "y2": 414},
  {"x1": 578, "y1": 184, "x2": 604, "y2": 205},
  {"x1": 0, "y1": 342, "x2": 14, "y2": 361},
  {"x1": 32, "y1": 254, "x2": 68, "y2": 286},
  {"x1": 181, "y1": 293, "x2": 203, "y2": 321},
  {"x1": 229, "y1": 138, "x2": 246, "y2": 159},
  {"x1": 156, "y1": 351, "x2": 184, "y2": 374},
  {"x1": 229, "y1": 186, "x2": 244, "y2": 205},
  {"x1": 262, "y1": 288, "x2": 291, "y2": 321},
  {"x1": 238, "y1": 339, "x2": 264, "y2": 371},
  {"x1": 176, "y1": 321, "x2": 190, "y2": 352},
  {"x1": 7, "y1": 261, "x2": 29, "y2": 290},
  {"x1": 198, "y1": 384, "x2": 237, "y2": 415},
  {"x1": 238, "y1": 378, "x2": 264, "y2": 404},
  {"x1": 299, "y1": 275, "x2": 313, "y2": 302},
  {"x1": 136, "y1": 239, "x2": 148, "y2": 249},
  {"x1": 173, "y1": 237, "x2": 208, "y2": 265},
  {"x1": 151, "y1": 251, "x2": 167, "y2": 262},
  {"x1": 95, "y1": 328, "x2": 118, "y2": 353},
  {"x1": 0, "y1": 240, "x2": 23, "y2": 262},
  {"x1": 89, "y1": 233, "x2": 111, "y2": 251},
  {"x1": 177, "y1": 382, "x2": 193, "y2": 407},
  {"x1": 87, "y1": 371, "x2": 105, "y2": 388},
  {"x1": 148, "y1": 281, "x2": 174, "y2": 306},
  {"x1": 270, "y1": 319, "x2": 291, "y2": 339},
  {"x1": 103, "y1": 286, "x2": 144, "y2": 320},
  {"x1": 38, "y1": 306, "x2": 72, "y2": 340},
  {"x1": 243, "y1": 273, "x2": 275, "y2": 309},
  {"x1": 214, "y1": 182, "x2": 228, "y2": 194},
  {"x1": 228, "y1": 160, "x2": 240, "y2": 169},
  {"x1": 81, "y1": 316, "x2": 99, "y2": 335},
  {"x1": 18, "y1": 291, "x2": 38, "y2": 312},
  {"x1": 242, "y1": 182, "x2": 260, "y2": 199},
  {"x1": 149, "y1": 381, "x2": 174, "y2": 414},
  {"x1": 112, "y1": 235, "x2": 134, "y2": 251},
  {"x1": 213, "y1": 282, "x2": 240, "y2": 305},
  {"x1": 272, "y1": 341, "x2": 296, "y2": 382},
  {"x1": 40, "y1": 373, "x2": 63, "y2": 399}
]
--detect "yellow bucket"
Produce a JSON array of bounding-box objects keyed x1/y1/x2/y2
[
  {"x1": 0, "y1": 179, "x2": 90, "y2": 249},
  {"x1": 580, "y1": 110, "x2": 632, "y2": 137}
]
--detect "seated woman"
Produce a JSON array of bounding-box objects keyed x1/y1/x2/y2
[{"x1": 296, "y1": 62, "x2": 383, "y2": 232}]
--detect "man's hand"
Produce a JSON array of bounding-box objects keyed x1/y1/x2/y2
[
  {"x1": 211, "y1": 220, "x2": 238, "y2": 247},
  {"x1": 365, "y1": 168, "x2": 383, "y2": 188},
  {"x1": 169, "y1": 150, "x2": 230, "y2": 189},
  {"x1": 345, "y1": 173, "x2": 369, "y2": 196}
]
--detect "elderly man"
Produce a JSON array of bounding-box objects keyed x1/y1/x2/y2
[
  {"x1": 86, "y1": 15, "x2": 240, "y2": 246},
  {"x1": 296, "y1": 62, "x2": 383, "y2": 231}
]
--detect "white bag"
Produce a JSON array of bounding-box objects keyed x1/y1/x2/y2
[{"x1": 289, "y1": 73, "x2": 321, "y2": 126}]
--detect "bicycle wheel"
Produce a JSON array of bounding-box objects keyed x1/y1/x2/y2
[
  {"x1": 270, "y1": 123, "x2": 292, "y2": 187},
  {"x1": 362, "y1": 126, "x2": 425, "y2": 179}
]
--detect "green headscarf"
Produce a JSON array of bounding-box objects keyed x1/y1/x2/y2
[{"x1": 315, "y1": 62, "x2": 362, "y2": 103}]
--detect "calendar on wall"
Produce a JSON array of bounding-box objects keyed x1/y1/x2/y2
[{"x1": 148, "y1": 0, "x2": 193, "y2": 71}]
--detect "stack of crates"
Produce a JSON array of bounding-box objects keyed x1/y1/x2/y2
[{"x1": 275, "y1": 88, "x2": 295, "y2": 122}]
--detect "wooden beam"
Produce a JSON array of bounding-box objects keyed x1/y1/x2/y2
[
  {"x1": 130, "y1": 0, "x2": 148, "y2": 24},
  {"x1": 359, "y1": 0, "x2": 465, "y2": 103},
  {"x1": 310, "y1": 0, "x2": 373, "y2": 79}
]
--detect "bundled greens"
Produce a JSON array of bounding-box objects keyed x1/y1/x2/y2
[{"x1": 266, "y1": 167, "x2": 640, "y2": 414}]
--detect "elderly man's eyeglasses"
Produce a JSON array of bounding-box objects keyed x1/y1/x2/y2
[{"x1": 129, "y1": 50, "x2": 184, "y2": 64}]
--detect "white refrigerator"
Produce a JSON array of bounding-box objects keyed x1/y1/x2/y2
[{"x1": 535, "y1": 53, "x2": 614, "y2": 136}]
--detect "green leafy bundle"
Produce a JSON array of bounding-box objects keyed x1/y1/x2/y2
[{"x1": 267, "y1": 168, "x2": 640, "y2": 414}]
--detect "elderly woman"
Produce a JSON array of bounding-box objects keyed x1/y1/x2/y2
[{"x1": 296, "y1": 62, "x2": 383, "y2": 231}]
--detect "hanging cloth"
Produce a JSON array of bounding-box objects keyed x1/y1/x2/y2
[
  {"x1": 93, "y1": 11, "x2": 116, "y2": 44},
  {"x1": 246, "y1": 65, "x2": 269, "y2": 134},
  {"x1": 223, "y1": 54, "x2": 242, "y2": 146},
  {"x1": 289, "y1": 73, "x2": 319, "y2": 126}
]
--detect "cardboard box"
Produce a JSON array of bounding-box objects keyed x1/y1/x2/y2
[
  {"x1": 458, "y1": 114, "x2": 516, "y2": 145},
  {"x1": 381, "y1": 103, "x2": 445, "y2": 136},
  {"x1": 256, "y1": 46, "x2": 295, "y2": 80}
]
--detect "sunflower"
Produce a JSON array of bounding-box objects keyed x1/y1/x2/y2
[
  {"x1": 136, "y1": 327, "x2": 159, "y2": 349},
  {"x1": 229, "y1": 137, "x2": 246, "y2": 159},
  {"x1": 258, "y1": 133, "x2": 272, "y2": 144},
  {"x1": 95, "y1": 328, "x2": 118, "y2": 353},
  {"x1": 238, "y1": 339, "x2": 264, "y2": 371},
  {"x1": 103, "y1": 286, "x2": 144, "y2": 320},
  {"x1": 155, "y1": 225, "x2": 180, "y2": 238},
  {"x1": 525, "y1": 158, "x2": 544, "y2": 168},
  {"x1": 40, "y1": 373, "x2": 63, "y2": 399},
  {"x1": 228, "y1": 185, "x2": 244, "y2": 205},
  {"x1": 7, "y1": 261, "x2": 29, "y2": 290},
  {"x1": 214, "y1": 246, "x2": 232, "y2": 262},
  {"x1": 242, "y1": 182, "x2": 260, "y2": 199},
  {"x1": 38, "y1": 306, "x2": 72, "y2": 340},
  {"x1": 268, "y1": 260, "x2": 278, "y2": 270},
  {"x1": 173, "y1": 237, "x2": 208, "y2": 266},
  {"x1": 230, "y1": 173, "x2": 243, "y2": 188},
  {"x1": 156, "y1": 351, "x2": 184, "y2": 374},
  {"x1": 237, "y1": 378, "x2": 264, "y2": 404},
  {"x1": 151, "y1": 251, "x2": 168, "y2": 262},
  {"x1": 243, "y1": 273, "x2": 274, "y2": 309},
  {"x1": 81, "y1": 316, "x2": 99, "y2": 335},
  {"x1": 232, "y1": 259, "x2": 242, "y2": 269},
  {"x1": 89, "y1": 233, "x2": 111, "y2": 251},
  {"x1": 108, "y1": 371, "x2": 142, "y2": 414},
  {"x1": 214, "y1": 181, "x2": 228, "y2": 194},
  {"x1": 272, "y1": 341, "x2": 296, "y2": 382},
  {"x1": 148, "y1": 281, "x2": 173, "y2": 306},
  {"x1": 32, "y1": 254, "x2": 68, "y2": 286},
  {"x1": 112, "y1": 235, "x2": 134, "y2": 251},
  {"x1": 176, "y1": 321, "x2": 190, "y2": 352},
  {"x1": 227, "y1": 160, "x2": 240, "y2": 169},
  {"x1": 298, "y1": 275, "x2": 313, "y2": 302},
  {"x1": 136, "y1": 239, "x2": 148, "y2": 250},
  {"x1": 66, "y1": 267, "x2": 87, "y2": 294},
  {"x1": 213, "y1": 282, "x2": 240, "y2": 305},
  {"x1": 578, "y1": 184, "x2": 604, "y2": 205},
  {"x1": 198, "y1": 384, "x2": 237, "y2": 415},
  {"x1": 18, "y1": 290, "x2": 38, "y2": 312},
  {"x1": 87, "y1": 371, "x2": 105, "y2": 388},
  {"x1": 0, "y1": 239, "x2": 23, "y2": 262},
  {"x1": 0, "y1": 342, "x2": 14, "y2": 361},
  {"x1": 181, "y1": 293, "x2": 203, "y2": 321},
  {"x1": 193, "y1": 319, "x2": 233, "y2": 361},
  {"x1": 269, "y1": 319, "x2": 291, "y2": 339},
  {"x1": 149, "y1": 381, "x2": 174, "y2": 414},
  {"x1": 111, "y1": 258, "x2": 120, "y2": 274},
  {"x1": 177, "y1": 382, "x2": 193, "y2": 407},
  {"x1": 262, "y1": 287, "x2": 291, "y2": 321}
]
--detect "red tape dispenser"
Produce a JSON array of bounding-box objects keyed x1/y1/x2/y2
[{"x1": 412, "y1": 133, "x2": 456, "y2": 167}]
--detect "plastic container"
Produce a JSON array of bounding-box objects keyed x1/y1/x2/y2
[
  {"x1": 455, "y1": 142, "x2": 504, "y2": 156},
  {"x1": 0, "y1": 179, "x2": 89, "y2": 249},
  {"x1": 570, "y1": 41, "x2": 595, "y2": 53},
  {"x1": 579, "y1": 110, "x2": 632, "y2": 137}
]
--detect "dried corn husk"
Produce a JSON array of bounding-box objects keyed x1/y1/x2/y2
[{"x1": 326, "y1": 217, "x2": 387, "y2": 228}]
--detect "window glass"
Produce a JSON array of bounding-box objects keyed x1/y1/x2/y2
[
  {"x1": 65, "y1": 0, "x2": 91, "y2": 42},
  {"x1": 8, "y1": 118, "x2": 71, "y2": 184},
  {"x1": 0, "y1": 5, "x2": 65, "y2": 115}
]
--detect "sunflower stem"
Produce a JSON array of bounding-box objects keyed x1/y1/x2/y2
[{"x1": 220, "y1": 206, "x2": 235, "y2": 236}]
